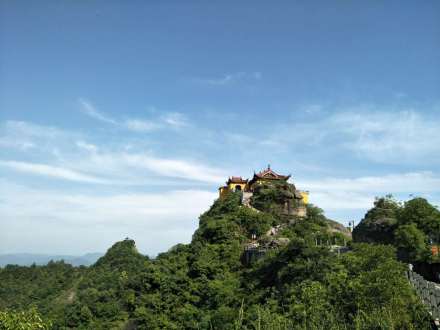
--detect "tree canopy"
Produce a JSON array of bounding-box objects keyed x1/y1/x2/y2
[{"x1": 354, "y1": 195, "x2": 440, "y2": 263}]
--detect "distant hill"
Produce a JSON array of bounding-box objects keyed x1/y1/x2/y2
[{"x1": 0, "y1": 252, "x2": 104, "y2": 267}]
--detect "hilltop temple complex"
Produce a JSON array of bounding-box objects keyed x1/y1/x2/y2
[{"x1": 218, "y1": 165, "x2": 309, "y2": 217}]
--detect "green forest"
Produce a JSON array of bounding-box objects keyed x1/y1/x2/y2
[{"x1": 1, "y1": 182, "x2": 439, "y2": 329}]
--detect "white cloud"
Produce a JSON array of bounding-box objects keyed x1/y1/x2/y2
[
  {"x1": 124, "y1": 119, "x2": 159, "y2": 132},
  {"x1": 332, "y1": 110, "x2": 440, "y2": 162},
  {"x1": 0, "y1": 120, "x2": 81, "y2": 154},
  {"x1": 302, "y1": 104, "x2": 323, "y2": 114},
  {"x1": 3, "y1": 120, "x2": 65, "y2": 138},
  {"x1": 299, "y1": 172, "x2": 440, "y2": 194},
  {"x1": 119, "y1": 154, "x2": 225, "y2": 183},
  {"x1": 0, "y1": 120, "x2": 67, "y2": 143},
  {"x1": 0, "y1": 138, "x2": 35, "y2": 150},
  {"x1": 79, "y1": 99, "x2": 188, "y2": 133},
  {"x1": 67, "y1": 151, "x2": 226, "y2": 185},
  {"x1": 0, "y1": 118, "x2": 227, "y2": 185},
  {"x1": 79, "y1": 99, "x2": 117, "y2": 125},
  {"x1": 197, "y1": 71, "x2": 262, "y2": 85},
  {"x1": 161, "y1": 112, "x2": 188, "y2": 128},
  {"x1": 76, "y1": 141, "x2": 98, "y2": 153},
  {"x1": 264, "y1": 107, "x2": 440, "y2": 164},
  {"x1": 0, "y1": 152, "x2": 226, "y2": 186},
  {"x1": 297, "y1": 171, "x2": 440, "y2": 211},
  {"x1": 0, "y1": 180, "x2": 216, "y2": 254},
  {"x1": 309, "y1": 191, "x2": 373, "y2": 211},
  {"x1": 0, "y1": 160, "x2": 109, "y2": 184}
]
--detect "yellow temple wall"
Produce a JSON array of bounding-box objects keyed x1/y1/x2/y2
[
  {"x1": 227, "y1": 183, "x2": 247, "y2": 191},
  {"x1": 300, "y1": 191, "x2": 309, "y2": 204},
  {"x1": 219, "y1": 186, "x2": 228, "y2": 199},
  {"x1": 219, "y1": 183, "x2": 249, "y2": 198}
]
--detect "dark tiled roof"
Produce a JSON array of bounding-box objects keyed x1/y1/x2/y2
[
  {"x1": 253, "y1": 166, "x2": 290, "y2": 180},
  {"x1": 227, "y1": 176, "x2": 248, "y2": 184}
]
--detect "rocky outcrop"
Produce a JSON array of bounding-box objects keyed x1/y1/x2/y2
[
  {"x1": 326, "y1": 219, "x2": 352, "y2": 238},
  {"x1": 353, "y1": 216, "x2": 397, "y2": 244},
  {"x1": 352, "y1": 197, "x2": 400, "y2": 244}
]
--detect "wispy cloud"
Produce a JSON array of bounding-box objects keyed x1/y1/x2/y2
[
  {"x1": 0, "y1": 120, "x2": 226, "y2": 185},
  {"x1": 332, "y1": 110, "x2": 440, "y2": 162},
  {"x1": 79, "y1": 99, "x2": 117, "y2": 125},
  {"x1": 0, "y1": 138, "x2": 35, "y2": 151},
  {"x1": 300, "y1": 172, "x2": 440, "y2": 194},
  {"x1": 0, "y1": 120, "x2": 80, "y2": 154},
  {"x1": 260, "y1": 106, "x2": 440, "y2": 164},
  {"x1": 297, "y1": 171, "x2": 440, "y2": 212},
  {"x1": 76, "y1": 141, "x2": 98, "y2": 153},
  {"x1": 124, "y1": 119, "x2": 160, "y2": 132},
  {"x1": 0, "y1": 153, "x2": 226, "y2": 186},
  {"x1": 118, "y1": 154, "x2": 225, "y2": 183},
  {"x1": 65, "y1": 151, "x2": 226, "y2": 185},
  {"x1": 195, "y1": 71, "x2": 262, "y2": 86},
  {"x1": 161, "y1": 112, "x2": 188, "y2": 128},
  {"x1": 302, "y1": 104, "x2": 323, "y2": 114},
  {"x1": 0, "y1": 160, "x2": 110, "y2": 184},
  {"x1": 79, "y1": 99, "x2": 189, "y2": 132},
  {"x1": 1, "y1": 120, "x2": 67, "y2": 139}
]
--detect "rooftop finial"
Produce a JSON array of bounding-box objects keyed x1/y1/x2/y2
[{"x1": 267, "y1": 164, "x2": 271, "y2": 170}]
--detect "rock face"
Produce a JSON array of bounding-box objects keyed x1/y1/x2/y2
[
  {"x1": 352, "y1": 197, "x2": 399, "y2": 244},
  {"x1": 353, "y1": 217, "x2": 397, "y2": 244},
  {"x1": 250, "y1": 181, "x2": 307, "y2": 218},
  {"x1": 241, "y1": 191, "x2": 255, "y2": 209},
  {"x1": 290, "y1": 205, "x2": 307, "y2": 217},
  {"x1": 326, "y1": 219, "x2": 352, "y2": 237}
]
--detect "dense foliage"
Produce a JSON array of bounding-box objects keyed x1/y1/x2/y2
[
  {"x1": 353, "y1": 195, "x2": 440, "y2": 263},
  {"x1": 0, "y1": 185, "x2": 432, "y2": 329},
  {"x1": 0, "y1": 308, "x2": 52, "y2": 330}
]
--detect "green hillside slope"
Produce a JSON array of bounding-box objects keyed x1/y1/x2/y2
[{"x1": 0, "y1": 183, "x2": 432, "y2": 329}]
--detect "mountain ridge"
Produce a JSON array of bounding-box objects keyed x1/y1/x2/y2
[{"x1": 0, "y1": 252, "x2": 104, "y2": 267}]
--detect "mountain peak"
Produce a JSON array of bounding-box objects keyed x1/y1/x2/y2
[{"x1": 94, "y1": 238, "x2": 147, "y2": 270}]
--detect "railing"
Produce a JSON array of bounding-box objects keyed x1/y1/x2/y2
[{"x1": 407, "y1": 270, "x2": 440, "y2": 328}]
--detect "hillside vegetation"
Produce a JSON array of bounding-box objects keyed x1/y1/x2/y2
[
  {"x1": 0, "y1": 183, "x2": 433, "y2": 329},
  {"x1": 353, "y1": 195, "x2": 440, "y2": 264}
]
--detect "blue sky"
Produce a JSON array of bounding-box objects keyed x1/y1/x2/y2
[{"x1": 1, "y1": 1, "x2": 440, "y2": 255}]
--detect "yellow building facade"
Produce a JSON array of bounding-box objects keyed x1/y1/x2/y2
[
  {"x1": 300, "y1": 191, "x2": 309, "y2": 204},
  {"x1": 219, "y1": 176, "x2": 248, "y2": 198},
  {"x1": 218, "y1": 166, "x2": 309, "y2": 205}
]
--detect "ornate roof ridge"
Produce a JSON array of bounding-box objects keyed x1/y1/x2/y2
[{"x1": 254, "y1": 165, "x2": 290, "y2": 179}]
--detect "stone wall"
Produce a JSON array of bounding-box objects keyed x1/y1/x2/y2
[{"x1": 407, "y1": 269, "x2": 440, "y2": 326}]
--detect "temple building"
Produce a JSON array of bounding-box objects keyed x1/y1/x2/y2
[
  {"x1": 249, "y1": 166, "x2": 290, "y2": 186},
  {"x1": 218, "y1": 166, "x2": 309, "y2": 216}
]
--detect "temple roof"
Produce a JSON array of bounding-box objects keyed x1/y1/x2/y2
[
  {"x1": 252, "y1": 165, "x2": 291, "y2": 181},
  {"x1": 227, "y1": 176, "x2": 248, "y2": 184}
]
